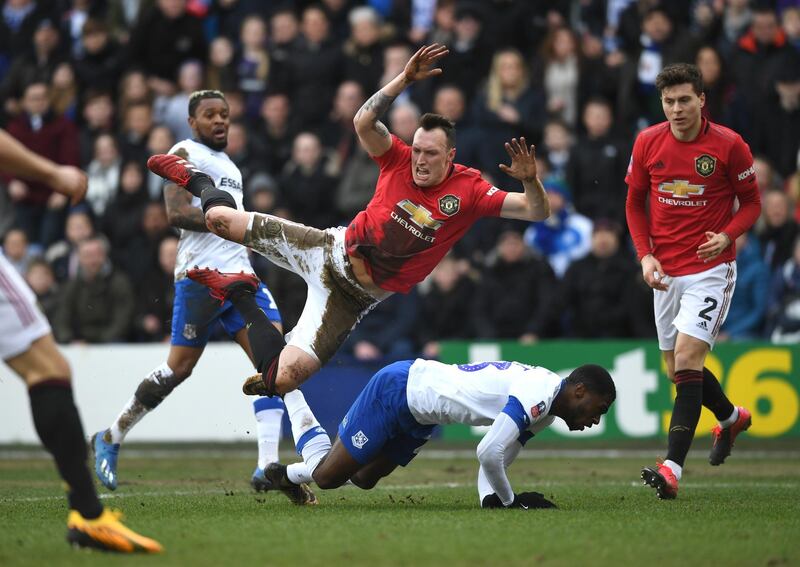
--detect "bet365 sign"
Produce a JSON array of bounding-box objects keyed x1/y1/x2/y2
[{"x1": 439, "y1": 341, "x2": 800, "y2": 440}]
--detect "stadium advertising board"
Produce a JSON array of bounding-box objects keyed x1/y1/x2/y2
[{"x1": 439, "y1": 341, "x2": 800, "y2": 440}]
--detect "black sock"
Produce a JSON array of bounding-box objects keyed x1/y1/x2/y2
[
  {"x1": 29, "y1": 381, "x2": 103, "y2": 519},
  {"x1": 185, "y1": 171, "x2": 215, "y2": 198},
  {"x1": 200, "y1": 187, "x2": 237, "y2": 213},
  {"x1": 229, "y1": 288, "x2": 285, "y2": 374},
  {"x1": 702, "y1": 367, "x2": 735, "y2": 422},
  {"x1": 665, "y1": 369, "x2": 704, "y2": 467}
]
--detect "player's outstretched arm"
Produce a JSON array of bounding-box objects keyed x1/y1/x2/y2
[
  {"x1": 476, "y1": 412, "x2": 522, "y2": 506},
  {"x1": 353, "y1": 43, "x2": 449, "y2": 157},
  {"x1": 497, "y1": 137, "x2": 550, "y2": 222},
  {"x1": 0, "y1": 128, "x2": 86, "y2": 205}
]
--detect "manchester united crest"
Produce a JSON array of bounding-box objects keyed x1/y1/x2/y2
[
  {"x1": 438, "y1": 194, "x2": 460, "y2": 216},
  {"x1": 695, "y1": 154, "x2": 716, "y2": 178}
]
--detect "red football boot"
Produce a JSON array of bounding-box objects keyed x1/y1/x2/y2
[
  {"x1": 641, "y1": 462, "x2": 679, "y2": 500},
  {"x1": 709, "y1": 407, "x2": 752, "y2": 466},
  {"x1": 187, "y1": 267, "x2": 259, "y2": 303},
  {"x1": 146, "y1": 154, "x2": 208, "y2": 188}
]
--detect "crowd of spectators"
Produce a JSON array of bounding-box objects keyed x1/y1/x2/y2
[{"x1": 1, "y1": 0, "x2": 799, "y2": 356}]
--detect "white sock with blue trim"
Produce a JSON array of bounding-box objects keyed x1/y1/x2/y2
[
  {"x1": 283, "y1": 390, "x2": 331, "y2": 484},
  {"x1": 253, "y1": 396, "x2": 285, "y2": 470}
]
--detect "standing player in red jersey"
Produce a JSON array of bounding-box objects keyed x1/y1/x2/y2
[
  {"x1": 625, "y1": 64, "x2": 762, "y2": 499},
  {"x1": 146, "y1": 44, "x2": 550, "y2": 491}
]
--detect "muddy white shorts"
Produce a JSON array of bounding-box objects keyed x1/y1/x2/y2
[
  {"x1": 653, "y1": 261, "x2": 737, "y2": 351},
  {"x1": 0, "y1": 254, "x2": 51, "y2": 360},
  {"x1": 244, "y1": 213, "x2": 385, "y2": 364}
]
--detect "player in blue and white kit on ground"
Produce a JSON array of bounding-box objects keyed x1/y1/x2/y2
[
  {"x1": 92, "y1": 91, "x2": 296, "y2": 497},
  {"x1": 264, "y1": 359, "x2": 615, "y2": 508}
]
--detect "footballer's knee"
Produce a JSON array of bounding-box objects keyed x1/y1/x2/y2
[
  {"x1": 311, "y1": 468, "x2": 349, "y2": 490},
  {"x1": 349, "y1": 473, "x2": 379, "y2": 490},
  {"x1": 205, "y1": 206, "x2": 234, "y2": 237}
]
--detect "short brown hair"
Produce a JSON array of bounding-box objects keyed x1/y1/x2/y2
[
  {"x1": 655, "y1": 63, "x2": 704, "y2": 96},
  {"x1": 419, "y1": 113, "x2": 456, "y2": 148}
]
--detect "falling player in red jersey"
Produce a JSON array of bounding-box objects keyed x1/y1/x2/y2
[
  {"x1": 147, "y1": 44, "x2": 549, "y2": 481},
  {"x1": 626, "y1": 63, "x2": 762, "y2": 499}
]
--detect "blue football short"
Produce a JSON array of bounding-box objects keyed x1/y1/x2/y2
[
  {"x1": 338, "y1": 360, "x2": 436, "y2": 466},
  {"x1": 170, "y1": 278, "x2": 281, "y2": 347}
]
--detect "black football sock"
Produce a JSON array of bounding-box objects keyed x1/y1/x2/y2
[
  {"x1": 702, "y1": 367, "x2": 735, "y2": 422},
  {"x1": 200, "y1": 187, "x2": 237, "y2": 213},
  {"x1": 29, "y1": 381, "x2": 103, "y2": 519},
  {"x1": 185, "y1": 171, "x2": 215, "y2": 198},
  {"x1": 229, "y1": 287, "x2": 285, "y2": 394},
  {"x1": 665, "y1": 369, "x2": 704, "y2": 467}
]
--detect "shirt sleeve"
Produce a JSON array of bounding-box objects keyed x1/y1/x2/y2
[
  {"x1": 370, "y1": 134, "x2": 411, "y2": 171},
  {"x1": 470, "y1": 177, "x2": 508, "y2": 219},
  {"x1": 506, "y1": 378, "x2": 552, "y2": 430},
  {"x1": 475, "y1": 412, "x2": 521, "y2": 506},
  {"x1": 625, "y1": 135, "x2": 652, "y2": 260},
  {"x1": 721, "y1": 136, "x2": 761, "y2": 241}
]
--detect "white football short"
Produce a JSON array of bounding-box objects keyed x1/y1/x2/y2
[
  {"x1": 653, "y1": 261, "x2": 737, "y2": 351},
  {"x1": 244, "y1": 214, "x2": 385, "y2": 364},
  {"x1": 0, "y1": 254, "x2": 51, "y2": 360}
]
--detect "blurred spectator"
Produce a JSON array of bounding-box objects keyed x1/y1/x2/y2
[
  {"x1": 117, "y1": 201, "x2": 171, "y2": 278},
  {"x1": 45, "y1": 208, "x2": 94, "y2": 282},
  {"x1": 252, "y1": 92, "x2": 295, "y2": 175},
  {"x1": 85, "y1": 133, "x2": 122, "y2": 217},
  {"x1": 426, "y1": 0, "x2": 456, "y2": 47},
  {"x1": 753, "y1": 154, "x2": 781, "y2": 192},
  {"x1": 417, "y1": 255, "x2": 476, "y2": 358},
  {"x1": 765, "y1": 235, "x2": 800, "y2": 343},
  {"x1": 2, "y1": 227, "x2": 36, "y2": 274},
  {"x1": 61, "y1": 0, "x2": 92, "y2": 58},
  {"x1": 118, "y1": 101, "x2": 153, "y2": 164},
  {"x1": 153, "y1": 59, "x2": 203, "y2": 141},
  {"x1": 128, "y1": 0, "x2": 207, "y2": 96},
  {"x1": 0, "y1": 0, "x2": 56, "y2": 81},
  {"x1": 317, "y1": 80, "x2": 364, "y2": 175},
  {"x1": 696, "y1": 45, "x2": 736, "y2": 126},
  {"x1": 784, "y1": 7, "x2": 800, "y2": 54},
  {"x1": 566, "y1": 98, "x2": 629, "y2": 225},
  {"x1": 720, "y1": 0, "x2": 753, "y2": 52},
  {"x1": 538, "y1": 26, "x2": 580, "y2": 126},
  {"x1": 720, "y1": 232, "x2": 769, "y2": 341},
  {"x1": 102, "y1": 160, "x2": 148, "y2": 250},
  {"x1": 235, "y1": 14, "x2": 275, "y2": 119},
  {"x1": 133, "y1": 234, "x2": 177, "y2": 342},
  {"x1": 24, "y1": 257, "x2": 59, "y2": 323},
  {"x1": 541, "y1": 118, "x2": 574, "y2": 181},
  {"x1": 473, "y1": 230, "x2": 559, "y2": 342},
  {"x1": 73, "y1": 18, "x2": 124, "y2": 94},
  {"x1": 117, "y1": 69, "x2": 153, "y2": 119},
  {"x1": 470, "y1": 48, "x2": 546, "y2": 184},
  {"x1": 388, "y1": 101, "x2": 420, "y2": 145},
  {"x1": 50, "y1": 62, "x2": 79, "y2": 121},
  {"x1": 730, "y1": 6, "x2": 795, "y2": 142},
  {"x1": 752, "y1": 61, "x2": 800, "y2": 177},
  {"x1": 757, "y1": 188, "x2": 799, "y2": 273},
  {"x1": 206, "y1": 36, "x2": 237, "y2": 92},
  {"x1": 277, "y1": 132, "x2": 338, "y2": 229},
  {"x1": 244, "y1": 171, "x2": 279, "y2": 214},
  {"x1": 105, "y1": 0, "x2": 151, "y2": 44},
  {"x1": 335, "y1": 142, "x2": 379, "y2": 223},
  {"x1": 5, "y1": 81, "x2": 80, "y2": 246},
  {"x1": 268, "y1": 8, "x2": 301, "y2": 65},
  {"x1": 561, "y1": 220, "x2": 638, "y2": 338},
  {"x1": 344, "y1": 290, "x2": 419, "y2": 362},
  {"x1": 343, "y1": 6, "x2": 387, "y2": 95},
  {"x1": 432, "y1": 83, "x2": 480, "y2": 169},
  {"x1": 321, "y1": 0, "x2": 353, "y2": 42},
  {"x1": 144, "y1": 124, "x2": 175, "y2": 199},
  {"x1": 523, "y1": 177, "x2": 593, "y2": 278},
  {"x1": 53, "y1": 236, "x2": 134, "y2": 343},
  {"x1": 438, "y1": 3, "x2": 491, "y2": 105},
  {"x1": 1, "y1": 17, "x2": 62, "y2": 117},
  {"x1": 285, "y1": 5, "x2": 344, "y2": 129}
]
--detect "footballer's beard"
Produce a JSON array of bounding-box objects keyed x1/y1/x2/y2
[{"x1": 198, "y1": 132, "x2": 228, "y2": 152}]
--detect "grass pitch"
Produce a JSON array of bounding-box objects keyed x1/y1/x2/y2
[{"x1": 1, "y1": 442, "x2": 798, "y2": 567}]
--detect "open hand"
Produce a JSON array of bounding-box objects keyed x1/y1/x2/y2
[
  {"x1": 499, "y1": 137, "x2": 538, "y2": 182},
  {"x1": 403, "y1": 44, "x2": 449, "y2": 83}
]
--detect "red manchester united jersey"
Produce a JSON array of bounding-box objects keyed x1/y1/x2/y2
[
  {"x1": 345, "y1": 135, "x2": 508, "y2": 292},
  {"x1": 625, "y1": 119, "x2": 761, "y2": 276}
]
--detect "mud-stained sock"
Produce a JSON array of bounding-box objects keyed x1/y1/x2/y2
[
  {"x1": 29, "y1": 380, "x2": 103, "y2": 519},
  {"x1": 665, "y1": 369, "x2": 704, "y2": 467}
]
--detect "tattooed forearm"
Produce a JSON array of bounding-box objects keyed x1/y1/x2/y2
[
  {"x1": 164, "y1": 184, "x2": 210, "y2": 232},
  {"x1": 355, "y1": 91, "x2": 397, "y2": 124}
]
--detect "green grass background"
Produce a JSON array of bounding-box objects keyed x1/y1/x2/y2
[{"x1": 1, "y1": 442, "x2": 798, "y2": 567}]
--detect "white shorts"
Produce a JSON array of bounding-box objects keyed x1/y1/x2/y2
[
  {"x1": 653, "y1": 261, "x2": 737, "y2": 351},
  {"x1": 244, "y1": 214, "x2": 385, "y2": 364},
  {"x1": 0, "y1": 254, "x2": 51, "y2": 360}
]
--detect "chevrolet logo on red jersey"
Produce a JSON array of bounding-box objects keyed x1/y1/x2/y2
[
  {"x1": 398, "y1": 200, "x2": 443, "y2": 230},
  {"x1": 658, "y1": 180, "x2": 705, "y2": 198}
]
